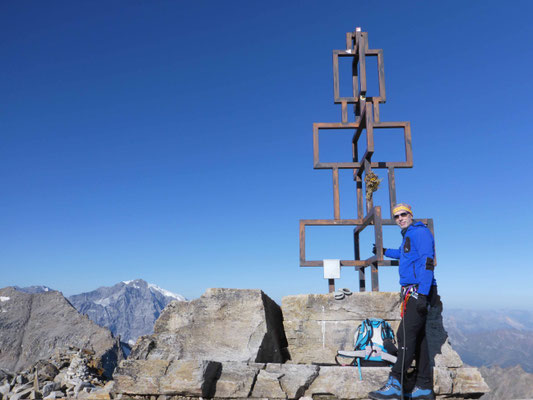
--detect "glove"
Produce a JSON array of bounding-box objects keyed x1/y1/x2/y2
[
  {"x1": 416, "y1": 294, "x2": 428, "y2": 316},
  {"x1": 372, "y1": 244, "x2": 387, "y2": 255}
]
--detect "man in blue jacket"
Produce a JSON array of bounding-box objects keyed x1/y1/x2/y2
[{"x1": 369, "y1": 203, "x2": 437, "y2": 400}]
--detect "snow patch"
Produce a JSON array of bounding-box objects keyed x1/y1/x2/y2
[
  {"x1": 148, "y1": 283, "x2": 186, "y2": 301},
  {"x1": 94, "y1": 298, "x2": 111, "y2": 307},
  {"x1": 0, "y1": 297, "x2": 10, "y2": 302}
]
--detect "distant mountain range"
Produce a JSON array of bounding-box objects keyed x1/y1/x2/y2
[
  {"x1": 13, "y1": 279, "x2": 186, "y2": 346},
  {"x1": 67, "y1": 279, "x2": 186, "y2": 345},
  {"x1": 443, "y1": 308, "x2": 533, "y2": 373}
]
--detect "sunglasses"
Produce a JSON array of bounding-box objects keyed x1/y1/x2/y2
[{"x1": 394, "y1": 212, "x2": 410, "y2": 220}]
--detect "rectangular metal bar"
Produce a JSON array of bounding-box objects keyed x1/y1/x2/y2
[
  {"x1": 364, "y1": 158, "x2": 373, "y2": 214},
  {"x1": 377, "y1": 49, "x2": 386, "y2": 102},
  {"x1": 365, "y1": 102, "x2": 374, "y2": 154},
  {"x1": 313, "y1": 124, "x2": 319, "y2": 168},
  {"x1": 333, "y1": 167, "x2": 340, "y2": 220},
  {"x1": 373, "y1": 206, "x2": 383, "y2": 259},
  {"x1": 341, "y1": 101, "x2": 348, "y2": 123},
  {"x1": 404, "y1": 121, "x2": 413, "y2": 167},
  {"x1": 316, "y1": 161, "x2": 413, "y2": 170},
  {"x1": 388, "y1": 167, "x2": 397, "y2": 218},
  {"x1": 300, "y1": 218, "x2": 364, "y2": 226},
  {"x1": 328, "y1": 279, "x2": 335, "y2": 293},
  {"x1": 356, "y1": 174, "x2": 364, "y2": 219},
  {"x1": 358, "y1": 32, "x2": 367, "y2": 96},
  {"x1": 332, "y1": 52, "x2": 340, "y2": 102},
  {"x1": 299, "y1": 220, "x2": 306, "y2": 264},
  {"x1": 353, "y1": 230, "x2": 365, "y2": 292},
  {"x1": 371, "y1": 262, "x2": 379, "y2": 291},
  {"x1": 373, "y1": 98, "x2": 380, "y2": 123},
  {"x1": 301, "y1": 259, "x2": 399, "y2": 267}
]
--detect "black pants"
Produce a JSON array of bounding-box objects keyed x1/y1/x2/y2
[{"x1": 390, "y1": 286, "x2": 437, "y2": 389}]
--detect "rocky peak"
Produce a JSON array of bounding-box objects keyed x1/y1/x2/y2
[
  {"x1": 68, "y1": 279, "x2": 186, "y2": 345},
  {"x1": 0, "y1": 287, "x2": 123, "y2": 379}
]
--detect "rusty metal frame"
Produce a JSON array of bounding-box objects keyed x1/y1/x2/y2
[
  {"x1": 313, "y1": 121, "x2": 413, "y2": 170},
  {"x1": 333, "y1": 32, "x2": 386, "y2": 105},
  {"x1": 300, "y1": 29, "x2": 436, "y2": 293}
]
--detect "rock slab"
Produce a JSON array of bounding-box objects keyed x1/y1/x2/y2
[
  {"x1": 129, "y1": 288, "x2": 288, "y2": 363},
  {"x1": 0, "y1": 287, "x2": 122, "y2": 377},
  {"x1": 114, "y1": 359, "x2": 221, "y2": 397},
  {"x1": 282, "y1": 292, "x2": 401, "y2": 364}
]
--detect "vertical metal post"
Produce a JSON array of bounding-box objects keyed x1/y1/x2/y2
[
  {"x1": 364, "y1": 159, "x2": 373, "y2": 214},
  {"x1": 333, "y1": 167, "x2": 340, "y2": 220},
  {"x1": 372, "y1": 206, "x2": 383, "y2": 291},
  {"x1": 388, "y1": 167, "x2": 397, "y2": 217},
  {"x1": 328, "y1": 279, "x2": 335, "y2": 293},
  {"x1": 354, "y1": 230, "x2": 365, "y2": 291}
]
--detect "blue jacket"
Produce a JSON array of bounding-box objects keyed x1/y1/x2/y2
[{"x1": 384, "y1": 221, "x2": 437, "y2": 295}]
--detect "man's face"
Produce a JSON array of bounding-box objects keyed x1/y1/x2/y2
[{"x1": 394, "y1": 211, "x2": 413, "y2": 229}]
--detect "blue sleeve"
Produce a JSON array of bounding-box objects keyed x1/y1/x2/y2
[
  {"x1": 384, "y1": 247, "x2": 400, "y2": 259},
  {"x1": 412, "y1": 228, "x2": 435, "y2": 295}
]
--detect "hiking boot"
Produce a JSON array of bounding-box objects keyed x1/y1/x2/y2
[
  {"x1": 368, "y1": 376, "x2": 402, "y2": 399},
  {"x1": 404, "y1": 386, "x2": 435, "y2": 400}
]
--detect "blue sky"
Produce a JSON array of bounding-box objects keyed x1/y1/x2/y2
[{"x1": 2, "y1": 1, "x2": 532, "y2": 309}]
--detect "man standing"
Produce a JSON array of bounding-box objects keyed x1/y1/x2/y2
[{"x1": 369, "y1": 203, "x2": 437, "y2": 400}]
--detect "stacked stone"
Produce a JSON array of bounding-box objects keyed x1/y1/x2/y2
[
  {"x1": 113, "y1": 288, "x2": 490, "y2": 400},
  {"x1": 0, "y1": 347, "x2": 115, "y2": 400}
]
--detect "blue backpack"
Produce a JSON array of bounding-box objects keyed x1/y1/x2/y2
[{"x1": 336, "y1": 318, "x2": 397, "y2": 379}]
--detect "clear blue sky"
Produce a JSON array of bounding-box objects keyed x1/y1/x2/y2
[{"x1": 2, "y1": 1, "x2": 532, "y2": 309}]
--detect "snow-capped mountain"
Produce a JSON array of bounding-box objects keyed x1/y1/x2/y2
[
  {"x1": 13, "y1": 285, "x2": 55, "y2": 294},
  {"x1": 68, "y1": 279, "x2": 186, "y2": 345}
]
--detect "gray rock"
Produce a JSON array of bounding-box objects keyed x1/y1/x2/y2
[
  {"x1": 74, "y1": 381, "x2": 94, "y2": 396},
  {"x1": 114, "y1": 360, "x2": 170, "y2": 395},
  {"x1": 251, "y1": 369, "x2": 286, "y2": 399},
  {"x1": 265, "y1": 363, "x2": 319, "y2": 399},
  {"x1": 41, "y1": 382, "x2": 60, "y2": 398},
  {"x1": 304, "y1": 366, "x2": 390, "y2": 399},
  {"x1": 0, "y1": 383, "x2": 10, "y2": 396},
  {"x1": 129, "y1": 288, "x2": 287, "y2": 363},
  {"x1": 159, "y1": 360, "x2": 220, "y2": 397},
  {"x1": 10, "y1": 386, "x2": 33, "y2": 400},
  {"x1": 433, "y1": 367, "x2": 453, "y2": 394},
  {"x1": 0, "y1": 287, "x2": 123, "y2": 378},
  {"x1": 13, "y1": 382, "x2": 32, "y2": 393},
  {"x1": 213, "y1": 362, "x2": 260, "y2": 398},
  {"x1": 44, "y1": 390, "x2": 63, "y2": 399},
  {"x1": 15, "y1": 376, "x2": 27, "y2": 385},
  {"x1": 282, "y1": 292, "x2": 401, "y2": 364},
  {"x1": 33, "y1": 361, "x2": 59, "y2": 382},
  {"x1": 113, "y1": 359, "x2": 221, "y2": 397},
  {"x1": 452, "y1": 367, "x2": 490, "y2": 395}
]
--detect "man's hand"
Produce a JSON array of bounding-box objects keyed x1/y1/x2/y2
[
  {"x1": 372, "y1": 244, "x2": 387, "y2": 255},
  {"x1": 417, "y1": 294, "x2": 428, "y2": 316}
]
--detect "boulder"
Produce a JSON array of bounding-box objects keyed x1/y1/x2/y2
[
  {"x1": 453, "y1": 367, "x2": 490, "y2": 394},
  {"x1": 250, "y1": 369, "x2": 286, "y2": 399},
  {"x1": 0, "y1": 287, "x2": 123, "y2": 378},
  {"x1": 113, "y1": 359, "x2": 221, "y2": 397},
  {"x1": 213, "y1": 362, "x2": 259, "y2": 398},
  {"x1": 129, "y1": 288, "x2": 288, "y2": 363},
  {"x1": 282, "y1": 292, "x2": 400, "y2": 364},
  {"x1": 265, "y1": 363, "x2": 319, "y2": 399}
]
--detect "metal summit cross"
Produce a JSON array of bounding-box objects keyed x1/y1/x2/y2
[{"x1": 299, "y1": 28, "x2": 436, "y2": 293}]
